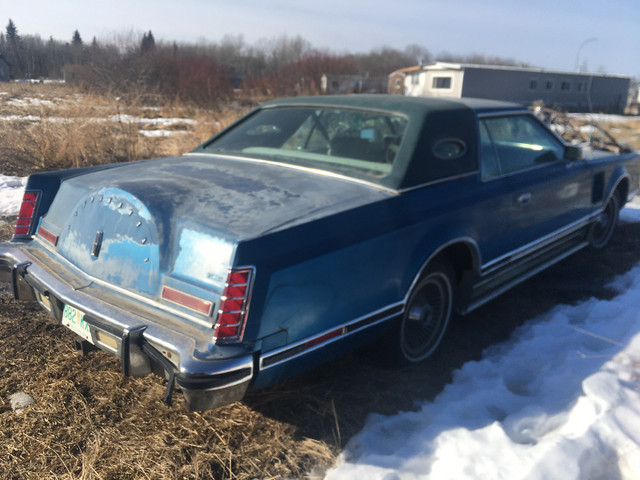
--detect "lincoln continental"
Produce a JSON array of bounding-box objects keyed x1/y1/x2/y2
[{"x1": 1, "y1": 95, "x2": 638, "y2": 410}]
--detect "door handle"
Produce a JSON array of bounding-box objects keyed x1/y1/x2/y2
[{"x1": 517, "y1": 193, "x2": 532, "y2": 205}]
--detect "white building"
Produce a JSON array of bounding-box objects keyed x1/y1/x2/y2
[{"x1": 398, "y1": 62, "x2": 631, "y2": 113}]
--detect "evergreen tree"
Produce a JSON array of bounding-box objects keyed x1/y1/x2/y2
[
  {"x1": 72, "y1": 30, "x2": 83, "y2": 46},
  {"x1": 5, "y1": 19, "x2": 24, "y2": 76},
  {"x1": 71, "y1": 30, "x2": 84, "y2": 64},
  {"x1": 6, "y1": 19, "x2": 19, "y2": 44},
  {"x1": 141, "y1": 30, "x2": 155, "y2": 54}
]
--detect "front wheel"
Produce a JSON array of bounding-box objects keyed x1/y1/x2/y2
[
  {"x1": 588, "y1": 194, "x2": 620, "y2": 249},
  {"x1": 396, "y1": 260, "x2": 454, "y2": 364}
]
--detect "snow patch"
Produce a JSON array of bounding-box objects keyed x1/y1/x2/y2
[
  {"x1": 0, "y1": 174, "x2": 27, "y2": 218},
  {"x1": 326, "y1": 206, "x2": 640, "y2": 480}
]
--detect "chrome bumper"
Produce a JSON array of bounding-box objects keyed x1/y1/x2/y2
[{"x1": 0, "y1": 241, "x2": 254, "y2": 411}]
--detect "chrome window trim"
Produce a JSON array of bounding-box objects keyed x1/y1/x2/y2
[{"x1": 397, "y1": 171, "x2": 479, "y2": 193}]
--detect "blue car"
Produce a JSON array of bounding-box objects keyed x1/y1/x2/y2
[{"x1": 1, "y1": 95, "x2": 639, "y2": 410}]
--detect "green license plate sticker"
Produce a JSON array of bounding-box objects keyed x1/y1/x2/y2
[{"x1": 62, "y1": 304, "x2": 93, "y2": 343}]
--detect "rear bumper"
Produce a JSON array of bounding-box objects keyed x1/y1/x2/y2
[{"x1": 0, "y1": 241, "x2": 254, "y2": 411}]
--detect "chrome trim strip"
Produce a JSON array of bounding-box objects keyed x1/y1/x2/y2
[
  {"x1": 183, "y1": 153, "x2": 399, "y2": 194},
  {"x1": 404, "y1": 236, "x2": 482, "y2": 303},
  {"x1": 397, "y1": 171, "x2": 479, "y2": 193},
  {"x1": 467, "y1": 241, "x2": 589, "y2": 313},
  {"x1": 179, "y1": 371, "x2": 253, "y2": 393},
  {"x1": 476, "y1": 109, "x2": 530, "y2": 119},
  {"x1": 259, "y1": 301, "x2": 404, "y2": 370},
  {"x1": 480, "y1": 212, "x2": 596, "y2": 275}
]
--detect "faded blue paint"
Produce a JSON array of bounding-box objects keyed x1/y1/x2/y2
[{"x1": 173, "y1": 229, "x2": 235, "y2": 287}]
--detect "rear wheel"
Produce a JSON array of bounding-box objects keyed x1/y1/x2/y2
[
  {"x1": 589, "y1": 194, "x2": 619, "y2": 249},
  {"x1": 396, "y1": 260, "x2": 454, "y2": 364}
]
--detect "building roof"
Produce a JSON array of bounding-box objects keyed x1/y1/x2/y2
[
  {"x1": 388, "y1": 65, "x2": 423, "y2": 76},
  {"x1": 418, "y1": 62, "x2": 630, "y2": 80}
]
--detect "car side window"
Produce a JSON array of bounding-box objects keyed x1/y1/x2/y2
[{"x1": 480, "y1": 115, "x2": 565, "y2": 177}]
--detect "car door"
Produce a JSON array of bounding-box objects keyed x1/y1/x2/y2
[{"x1": 478, "y1": 113, "x2": 593, "y2": 255}]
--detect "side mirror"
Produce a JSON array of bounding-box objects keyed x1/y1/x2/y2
[{"x1": 565, "y1": 145, "x2": 582, "y2": 161}]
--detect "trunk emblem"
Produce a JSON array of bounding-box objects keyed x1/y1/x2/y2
[{"x1": 91, "y1": 230, "x2": 104, "y2": 258}]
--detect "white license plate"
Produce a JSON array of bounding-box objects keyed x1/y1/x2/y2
[{"x1": 62, "y1": 304, "x2": 93, "y2": 343}]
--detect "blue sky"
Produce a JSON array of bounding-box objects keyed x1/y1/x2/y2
[{"x1": 1, "y1": 0, "x2": 638, "y2": 78}]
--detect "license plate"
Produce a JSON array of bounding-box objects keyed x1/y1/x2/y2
[{"x1": 62, "y1": 304, "x2": 93, "y2": 343}]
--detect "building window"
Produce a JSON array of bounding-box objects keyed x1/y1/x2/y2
[
  {"x1": 560, "y1": 80, "x2": 571, "y2": 91},
  {"x1": 529, "y1": 79, "x2": 538, "y2": 90},
  {"x1": 545, "y1": 81, "x2": 554, "y2": 91},
  {"x1": 411, "y1": 74, "x2": 419, "y2": 85},
  {"x1": 432, "y1": 76, "x2": 452, "y2": 89},
  {"x1": 576, "y1": 81, "x2": 584, "y2": 92}
]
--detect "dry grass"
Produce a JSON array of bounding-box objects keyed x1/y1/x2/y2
[
  {"x1": 0, "y1": 83, "x2": 245, "y2": 176},
  {"x1": 0, "y1": 294, "x2": 339, "y2": 479}
]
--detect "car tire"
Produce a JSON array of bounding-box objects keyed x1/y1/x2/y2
[
  {"x1": 395, "y1": 259, "x2": 454, "y2": 365},
  {"x1": 588, "y1": 193, "x2": 620, "y2": 250}
]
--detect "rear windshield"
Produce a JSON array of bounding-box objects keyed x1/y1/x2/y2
[{"x1": 200, "y1": 107, "x2": 408, "y2": 184}]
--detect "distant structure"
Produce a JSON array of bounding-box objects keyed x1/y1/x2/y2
[
  {"x1": 388, "y1": 66, "x2": 421, "y2": 95},
  {"x1": 391, "y1": 62, "x2": 631, "y2": 114},
  {"x1": 0, "y1": 54, "x2": 12, "y2": 82},
  {"x1": 320, "y1": 74, "x2": 387, "y2": 94}
]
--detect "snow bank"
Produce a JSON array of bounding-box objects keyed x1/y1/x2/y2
[
  {"x1": 327, "y1": 204, "x2": 640, "y2": 480},
  {"x1": 0, "y1": 174, "x2": 26, "y2": 218}
]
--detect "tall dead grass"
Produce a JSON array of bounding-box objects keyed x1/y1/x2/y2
[{"x1": 0, "y1": 83, "x2": 246, "y2": 177}]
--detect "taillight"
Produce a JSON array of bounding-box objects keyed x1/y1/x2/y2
[
  {"x1": 37, "y1": 225, "x2": 59, "y2": 246},
  {"x1": 214, "y1": 267, "x2": 254, "y2": 343},
  {"x1": 161, "y1": 286, "x2": 213, "y2": 316},
  {"x1": 14, "y1": 190, "x2": 41, "y2": 237}
]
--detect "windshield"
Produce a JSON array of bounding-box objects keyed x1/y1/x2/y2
[{"x1": 199, "y1": 107, "x2": 408, "y2": 184}]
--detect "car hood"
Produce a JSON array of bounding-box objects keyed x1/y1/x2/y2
[{"x1": 37, "y1": 155, "x2": 391, "y2": 296}]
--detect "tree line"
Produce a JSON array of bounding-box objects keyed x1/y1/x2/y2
[{"x1": 0, "y1": 18, "x2": 529, "y2": 105}]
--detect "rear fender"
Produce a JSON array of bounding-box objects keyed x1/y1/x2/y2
[
  {"x1": 19, "y1": 164, "x2": 134, "y2": 234},
  {"x1": 605, "y1": 165, "x2": 630, "y2": 207}
]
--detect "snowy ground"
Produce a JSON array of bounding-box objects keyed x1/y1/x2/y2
[
  {"x1": 326, "y1": 204, "x2": 640, "y2": 479},
  {"x1": 0, "y1": 97, "x2": 197, "y2": 138},
  {"x1": 2, "y1": 175, "x2": 640, "y2": 479},
  {"x1": 0, "y1": 174, "x2": 27, "y2": 221}
]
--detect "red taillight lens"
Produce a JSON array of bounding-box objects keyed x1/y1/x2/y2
[
  {"x1": 161, "y1": 286, "x2": 213, "y2": 316},
  {"x1": 37, "y1": 225, "x2": 59, "y2": 246},
  {"x1": 214, "y1": 267, "x2": 254, "y2": 343},
  {"x1": 14, "y1": 190, "x2": 41, "y2": 237}
]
